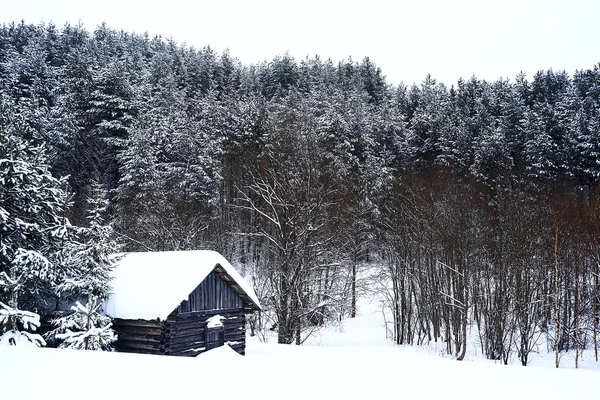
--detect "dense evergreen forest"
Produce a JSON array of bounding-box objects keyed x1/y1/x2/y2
[{"x1": 1, "y1": 22, "x2": 600, "y2": 364}]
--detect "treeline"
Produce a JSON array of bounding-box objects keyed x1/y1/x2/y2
[{"x1": 1, "y1": 22, "x2": 600, "y2": 363}]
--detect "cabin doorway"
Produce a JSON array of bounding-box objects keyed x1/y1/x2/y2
[{"x1": 206, "y1": 326, "x2": 224, "y2": 350}]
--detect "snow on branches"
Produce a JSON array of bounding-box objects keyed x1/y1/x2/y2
[
  {"x1": 0, "y1": 301, "x2": 45, "y2": 347},
  {"x1": 48, "y1": 183, "x2": 119, "y2": 350},
  {"x1": 52, "y1": 297, "x2": 116, "y2": 351}
]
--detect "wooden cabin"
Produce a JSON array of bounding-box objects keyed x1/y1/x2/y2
[{"x1": 103, "y1": 250, "x2": 261, "y2": 356}]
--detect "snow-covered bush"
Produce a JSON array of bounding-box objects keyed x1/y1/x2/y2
[
  {"x1": 0, "y1": 300, "x2": 45, "y2": 347},
  {"x1": 52, "y1": 296, "x2": 115, "y2": 350}
]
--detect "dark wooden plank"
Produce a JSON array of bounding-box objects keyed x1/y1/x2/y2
[
  {"x1": 113, "y1": 325, "x2": 164, "y2": 336},
  {"x1": 170, "y1": 322, "x2": 207, "y2": 332},
  {"x1": 223, "y1": 329, "x2": 244, "y2": 337},
  {"x1": 216, "y1": 272, "x2": 221, "y2": 310},
  {"x1": 223, "y1": 327, "x2": 245, "y2": 335},
  {"x1": 224, "y1": 332, "x2": 245, "y2": 339},
  {"x1": 169, "y1": 322, "x2": 207, "y2": 332},
  {"x1": 177, "y1": 312, "x2": 210, "y2": 320},
  {"x1": 165, "y1": 336, "x2": 204, "y2": 347},
  {"x1": 117, "y1": 331, "x2": 164, "y2": 342},
  {"x1": 168, "y1": 329, "x2": 206, "y2": 342},
  {"x1": 168, "y1": 348, "x2": 205, "y2": 357},
  {"x1": 169, "y1": 320, "x2": 208, "y2": 331},
  {"x1": 224, "y1": 325, "x2": 245, "y2": 332},
  {"x1": 223, "y1": 328, "x2": 245, "y2": 336},
  {"x1": 211, "y1": 270, "x2": 216, "y2": 309},
  {"x1": 167, "y1": 335, "x2": 205, "y2": 346},
  {"x1": 205, "y1": 272, "x2": 211, "y2": 310},
  {"x1": 169, "y1": 319, "x2": 208, "y2": 329},
  {"x1": 178, "y1": 307, "x2": 246, "y2": 319},
  {"x1": 113, "y1": 319, "x2": 163, "y2": 328},
  {"x1": 224, "y1": 323, "x2": 245, "y2": 330},
  {"x1": 166, "y1": 340, "x2": 205, "y2": 353},
  {"x1": 170, "y1": 321, "x2": 242, "y2": 333},
  {"x1": 116, "y1": 340, "x2": 162, "y2": 352},
  {"x1": 116, "y1": 337, "x2": 163, "y2": 346}
]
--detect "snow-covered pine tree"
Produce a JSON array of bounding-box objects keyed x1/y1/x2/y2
[
  {"x1": 0, "y1": 267, "x2": 45, "y2": 347},
  {"x1": 0, "y1": 98, "x2": 72, "y2": 347},
  {"x1": 0, "y1": 303, "x2": 45, "y2": 347},
  {"x1": 58, "y1": 183, "x2": 119, "y2": 299},
  {"x1": 53, "y1": 296, "x2": 115, "y2": 350},
  {"x1": 50, "y1": 183, "x2": 119, "y2": 350}
]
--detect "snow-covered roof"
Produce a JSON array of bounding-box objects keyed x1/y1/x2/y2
[{"x1": 103, "y1": 250, "x2": 261, "y2": 321}]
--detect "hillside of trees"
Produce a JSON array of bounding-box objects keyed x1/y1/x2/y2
[{"x1": 1, "y1": 21, "x2": 600, "y2": 364}]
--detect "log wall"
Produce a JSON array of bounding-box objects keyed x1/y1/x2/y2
[
  {"x1": 164, "y1": 308, "x2": 247, "y2": 356},
  {"x1": 112, "y1": 319, "x2": 165, "y2": 355},
  {"x1": 113, "y1": 268, "x2": 252, "y2": 357}
]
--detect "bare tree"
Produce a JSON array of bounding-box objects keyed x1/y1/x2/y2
[{"x1": 234, "y1": 100, "x2": 344, "y2": 344}]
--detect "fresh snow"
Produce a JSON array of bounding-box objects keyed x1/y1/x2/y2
[
  {"x1": 206, "y1": 314, "x2": 225, "y2": 328},
  {"x1": 0, "y1": 302, "x2": 42, "y2": 332},
  {"x1": 103, "y1": 250, "x2": 260, "y2": 320},
  {"x1": 0, "y1": 330, "x2": 45, "y2": 348},
  {"x1": 2, "y1": 294, "x2": 599, "y2": 399},
  {"x1": 0, "y1": 301, "x2": 45, "y2": 347},
  {"x1": 1, "y1": 333, "x2": 598, "y2": 399}
]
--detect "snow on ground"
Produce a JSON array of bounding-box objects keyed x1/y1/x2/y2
[
  {"x1": 2, "y1": 335, "x2": 597, "y2": 400},
  {"x1": 301, "y1": 294, "x2": 391, "y2": 348},
  {"x1": 1, "y1": 294, "x2": 598, "y2": 399},
  {"x1": 301, "y1": 287, "x2": 600, "y2": 370},
  {"x1": 3, "y1": 334, "x2": 598, "y2": 398}
]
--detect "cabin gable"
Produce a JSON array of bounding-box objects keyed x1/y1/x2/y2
[{"x1": 178, "y1": 269, "x2": 244, "y2": 313}]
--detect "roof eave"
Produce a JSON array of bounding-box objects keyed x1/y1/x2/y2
[{"x1": 214, "y1": 264, "x2": 262, "y2": 312}]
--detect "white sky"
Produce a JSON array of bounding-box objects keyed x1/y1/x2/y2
[{"x1": 2, "y1": 0, "x2": 599, "y2": 86}]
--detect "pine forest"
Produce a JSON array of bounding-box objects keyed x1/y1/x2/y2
[{"x1": 2, "y1": 22, "x2": 600, "y2": 366}]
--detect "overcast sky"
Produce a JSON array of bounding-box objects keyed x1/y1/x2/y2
[{"x1": 2, "y1": 0, "x2": 598, "y2": 86}]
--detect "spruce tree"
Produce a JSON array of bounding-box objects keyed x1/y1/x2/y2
[
  {"x1": 0, "y1": 269, "x2": 45, "y2": 347},
  {"x1": 49, "y1": 183, "x2": 119, "y2": 350},
  {"x1": 0, "y1": 98, "x2": 71, "y2": 346},
  {"x1": 53, "y1": 297, "x2": 115, "y2": 350}
]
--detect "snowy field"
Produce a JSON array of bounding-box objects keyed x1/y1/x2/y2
[{"x1": 2, "y1": 297, "x2": 598, "y2": 400}]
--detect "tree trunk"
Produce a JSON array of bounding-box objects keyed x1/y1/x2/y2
[
  {"x1": 457, "y1": 264, "x2": 467, "y2": 361},
  {"x1": 350, "y1": 260, "x2": 357, "y2": 318},
  {"x1": 85, "y1": 309, "x2": 91, "y2": 351},
  {"x1": 575, "y1": 259, "x2": 580, "y2": 369},
  {"x1": 554, "y1": 223, "x2": 560, "y2": 369},
  {"x1": 277, "y1": 280, "x2": 294, "y2": 344},
  {"x1": 295, "y1": 320, "x2": 301, "y2": 345},
  {"x1": 595, "y1": 260, "x2": 599, "y2": 362}
]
